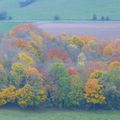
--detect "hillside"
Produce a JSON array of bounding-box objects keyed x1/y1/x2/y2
[{"x1": 0, "y1": 0, "x2": 120, "y2": 20}]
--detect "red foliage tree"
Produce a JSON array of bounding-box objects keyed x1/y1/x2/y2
[
  {"x1": 47, "y1": 48, "x2": 71, "y2": 63},
  {"x1": 86, "y1": 61, "x2": 107, "y2": 75},
  {"x1": 13, "y1": 39, "x2": 31, "y2": 48},
  {"x1": 10, "y1": 23, "x2": 33, "y2": 36},
  {"x1": 68, "y1": 66, "x2": 80, "y2": 76}
]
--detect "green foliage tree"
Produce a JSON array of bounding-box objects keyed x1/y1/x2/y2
[
  {"x1": 100, "y1": 67, "x2": 120, "y2": 109},
  {"x1": 46, "y1": 62, "x2": 70, "y2": 108},
  {"x1": 67, "y1": 75, "x2": 83, "y2": 107}
]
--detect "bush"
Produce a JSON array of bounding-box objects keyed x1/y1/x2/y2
[
  {"x1": 54, "y1": 16, "x2": 60, "y2": 20},
  {"x1": 92, "y1": 14, "x2": 97, "y2": 21}
]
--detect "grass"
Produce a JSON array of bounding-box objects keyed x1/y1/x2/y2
[
  {"x1": 0, "y1": 22, "x2": 19, "y2": 34},
  {"x1": 0, "y1": 0, "x2": 120, "y2": 20},
  {"x1": 0, "y1": 0, "x2": 120, "y2": 34},
  {"x1": 0, "y1": 108, "x2": 119, "y2": 120}
]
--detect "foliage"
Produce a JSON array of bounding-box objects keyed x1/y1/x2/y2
[
  {"x1": 67, "y1": 67, "x2": 80, "y2": 76},
  {"x1": 16, "y1": 84, "x2": 34, "y2": 107},
  {"x1": 77, "y1": 52, "x2": 87, "y2": 66},
  {"x1": 0, "y1": 24, "x2": 119, "y2": 110},
  {"x1": 67, "y1": 75, "x2": 83, "y2": 107},
  {"x1": 100, "y1": 67, "x2": 120, "y2": 109},
  {"x1": 108, "y1": 61, "x2": 120, "y2": 69},
  {"x1": 10, "y1": 62, "x2": 26, "y2": 88},
  {"x1": 46, "y1": 62, "x2": 70, "y2": 107},
  {"x1": 89, "y1": 70, "x2": 104, "y2": 79},
  {"x1": 0, "y1": 64, "x2": 8, "y2": 89},
  {"x1": 103, "y1": 44, "x2": 113, "y2": 56},
  {"x1": 0, "y1": 85, "x2": 16, "y2": 106},
  {"x1": 47, "y1": 48, "x2": 71, "y2": 63},
  {"x1": 18, "y1": 52, "x2": 35, "y2": 65},
  {"x1": 84, "y1": 79, "x2": 105, "y2": 104}
]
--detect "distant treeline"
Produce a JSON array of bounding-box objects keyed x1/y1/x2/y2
[
  {"x1": 92, "y1": 14, "x2": 110, "y2": 21},
  {"x1": 0, "y1": 11, "x2": 12, "y2": 20}
]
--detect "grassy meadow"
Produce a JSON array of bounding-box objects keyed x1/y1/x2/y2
[
  {"x1": 0, "y1": 0, "x2": 120, "y2": 20},
  {"x1": 0, "y1": 108, "x2": 119, "y2": 120},
  {"x1": 0, "y1": 22, "x2": 25, "y2": 34},
  {"x1": 0, "y1": 0, "x2": 120, "y2": 34}
]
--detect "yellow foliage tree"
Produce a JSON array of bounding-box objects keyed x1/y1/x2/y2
[
  {"x1": 16, "y1": 84, "x2": 34, "y2": 107},
  {"x1": 103, "y1": 44, "x2": 113, "y2": 56},
  {"x1": 11, "y1": 62, "x2": 26, "y2": 87},
  {"x1": 0, "y1": 85, "x2": 16, "y2": 106},
  {"x1": 84, "y1": 79, "x2": 105, "y2": 104},
  {"x1": 18, "y1": 52, "x2": 35, "y2": 65},
  {"x1": 89, "y1": 70, "x2": 104, "y2": 79},
  {"x1": 70, "y1": 36, "x2": 84, "y2": 47},
  {"x1": 30, "y1": 32, "x2": 43, "y2": 48},
  {"x1": 16, "y1": 84, "x2": 47, "y2": 107},
  {"x1": 35, "y1": 88, "x2": 47, "y2": 105},
  {"x1": 11, "y1": 62, "x2": 25, "y2": 72}
]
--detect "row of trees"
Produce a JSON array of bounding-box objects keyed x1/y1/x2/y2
[
  {"x1": 0, "y1": 11, "x2": 12, "y2": 20},
  {"x1": 92, "y1": 14, "x2": 110, "y2": 21},
  {"x1": 0, "y1": 24, "x2": 119, "y2": 109}
]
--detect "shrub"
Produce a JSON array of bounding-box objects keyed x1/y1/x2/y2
[
  {"x1": 92, "y1": 14, "x2": 97, "y2": 21},
  {"x1": 54, "y1": 16, "x2": 60, "y2": 20}
]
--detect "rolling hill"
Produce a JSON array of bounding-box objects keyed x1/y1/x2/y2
[{"x1": 0, "y1": 0, "x2": 120, "y2": 20}]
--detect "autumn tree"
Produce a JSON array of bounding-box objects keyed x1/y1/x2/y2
[
  {"x1": 0, "y1": 64, "x2": 8, "y2": 89},
  {"x1": 16, "y1": 84, "x2": 34, "y2": 107},
  {"x1": 0, "y1": 85, "x2": 16, "y2": 106},
  {"x1": 84, "y1": 79, "x2": 105, "y2": 104},
  {"x1": 100, "y1": 67, "x2": 120, "y2": 109},
  {"x1": 103, "y1": 44, "x2": 113, "y2": 56},
  {"x1": 46, "y1": 62, "x2": 70, "y2": 107},
  {"x1": 89, "y1": 70, "x2": 104, "y2": 79},
  {"x1": 108, "y1": 61, "x2": 120, "y2": 69},
  {"x1": 10, "y1": 62, "x2": 26, "y2": 88},
  {"x1": 67, "y1": 75, "x2": 83, "y2": 107}
]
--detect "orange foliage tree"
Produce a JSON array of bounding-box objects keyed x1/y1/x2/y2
[
  {"x1": 84, "y1": 79, "x2": 105, "y2": 104},
  {"x1": 108, "y1": 61, "x2": 120, "y2": 69}
]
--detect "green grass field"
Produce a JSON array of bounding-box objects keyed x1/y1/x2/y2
[
  {"x1": 0, "y1": 108, "x2": 119, "y2": 120},
  {"x1": 0, "y1": 22, "x2": 26, "y2": 34},
  {"x1": 0, "y1": 0, "x2": 120, "y2": 20},
  {"x1": 0, "y1": 0, "x2": 120, "y2": 34}
]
